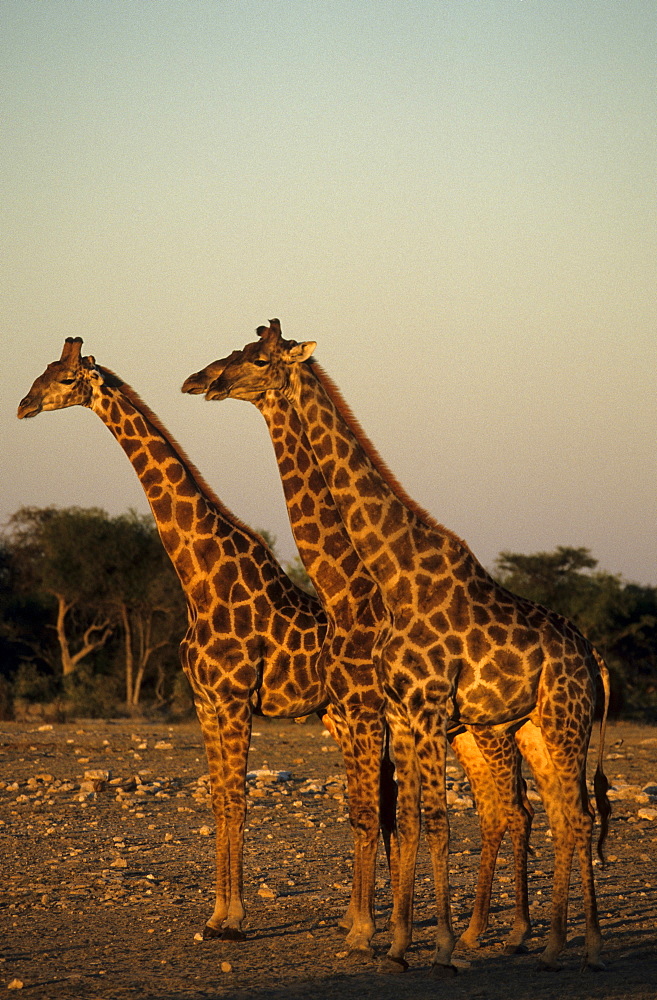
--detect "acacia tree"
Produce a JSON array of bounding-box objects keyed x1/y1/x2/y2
[
  {"x1": 494, "y1": 546, "x2": 599, "y2": 618},
  {"x1": 100, "y1": 511, "x2": 186, "y2": 709},
  {"x1": 4, "y1": 507, "x2": 186, "y2": 712},
  {"x1": 6, "y1": 507, "x2": 114, "y2": 676}
]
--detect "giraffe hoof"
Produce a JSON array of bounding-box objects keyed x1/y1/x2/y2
[
  {"x1": 504, "y1": 941, "x2": 529, "y2": 955},
  {"x1": 538, "y1": 958, "x2": 562, "y2": 972},
  {"x1": 202, "y1": 924, "x2": 222, "y2": 940},
  {"x1": 455, "y1": 934, "x2": 479, "y2": 952},
  {"x1": 220, "y1": 928, "x2": 247, "y2": 942},
  {"x1": 378, "y1": 956, "x2": 409, "y2": 974},
  {"x1": 346, "y1": 946, "x2": 376, "y2": 964},
  {"x1": 582, "y1": 957, "x2": 606, "y2": 972},
  {"x1": 430, "y1": 962, "x2": 458, "y2": 978}
]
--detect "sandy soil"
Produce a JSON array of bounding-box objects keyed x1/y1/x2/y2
[{"x1": 1, "y1": 716, "x2": 655, "y2": 1000}]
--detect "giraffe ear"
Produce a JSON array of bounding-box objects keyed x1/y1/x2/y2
[
  {"x1": 286, "y1": 341, "x2": 316, "y2": 364},
  {"x1": 82, "y1": 356, "x2": 103, "y2": 383}
]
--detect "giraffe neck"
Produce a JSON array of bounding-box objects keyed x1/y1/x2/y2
[
  {"x1": 255, "y1": 392, "x2": 382, "y2": 622},
  {"x1": 89, "y1": 373, "x2": 270, "y2": 597},
  {"x1": 288, "y1": 362, "x2": 476, "y2": 601}
]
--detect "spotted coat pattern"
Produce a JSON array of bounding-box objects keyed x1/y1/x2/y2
[
  {"x1": 184, "y1": 352, "x2": 390, "y2": 954},
  {"x1": 202, "y1": 321, "x2": 610, "y2": 973},
  {"x1": 188, "y1": 339, "x2": 567, "y2": 960},
  {"x1": 18, "y1": 337, "x2": 335, "y2": 942}
]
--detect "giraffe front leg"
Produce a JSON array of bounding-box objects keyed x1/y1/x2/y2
[
  {"x1": 190, "y1": 695, "x2": 230, "y2": 938},
  {"x1": 196, "y1": 693, "x2": 250, "y2": 941},
  {"x1": 322, "y1": 707, "x2": 360, "y2": 937},
  {"x1": 338, "y1": 712, "x2": 384, "y2": 959},
  {"x1": 203, "y1": 798, "x2": 232, "y2": 939},
  {"x1": 217, "y1": 709, "x2": 251, "y2": 940}
]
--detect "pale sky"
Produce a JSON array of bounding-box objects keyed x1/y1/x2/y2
[{"x1": 2, "y1": 1, "x2": 656, "y2": 585}]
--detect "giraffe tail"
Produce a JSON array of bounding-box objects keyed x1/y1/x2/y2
[
  {"x1": 592, "y1": 648, "x2": 612, "y2": 866},
  {"x1": 379, "y1": 725, "x2": 399, "y2": 895},
  {"x1": 380, "y1": 724, "x2": 398, "y2": 838}
]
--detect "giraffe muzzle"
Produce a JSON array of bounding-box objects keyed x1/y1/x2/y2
[
  {"x1": 17, "y1": 397, "x2": 41, "y2": 419},
  {"x1": 181, "y1": 373, "x2": 208, "y2": 395}
]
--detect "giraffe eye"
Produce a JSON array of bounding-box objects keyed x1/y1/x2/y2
[
  {"x1": 59, "y1": 378, "x2": 76, "y2": 385},
  {"x1": 252, "y1": 359, "x2": 269, "y2": 368}
]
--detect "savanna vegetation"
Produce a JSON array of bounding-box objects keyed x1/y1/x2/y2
[{"x1": 0, "y1": 507, "x2": 654, "y2": 722}]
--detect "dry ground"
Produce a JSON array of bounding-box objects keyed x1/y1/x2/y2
[{"x1": 1, "y1": 716, "x2": 655, "y2": 1000}]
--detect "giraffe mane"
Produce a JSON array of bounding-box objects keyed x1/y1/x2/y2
[
  {"x1": 308, "y1": 361, "x2": 473, "y2": 555},
  {"x1": 97, "y1": 365, "x2": 276, "y2": 556}
]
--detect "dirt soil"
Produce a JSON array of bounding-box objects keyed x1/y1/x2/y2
[{"x1": 1, "y1": 716, "x2": 655, "y2": 1000}]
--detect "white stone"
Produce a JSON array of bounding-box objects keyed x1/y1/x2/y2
[
  {"x1": 247, "y1": 768, "x2": 292, "y2": 782},
  {"x1": 608, "y1": 782, "x2": 648, "y2": 801},
  {"x1": 84, "y1": 769, "x2": 110, "y2": 781},
  {"x1": 79, "y1": 779, "x2": 104, "y2": 794}
]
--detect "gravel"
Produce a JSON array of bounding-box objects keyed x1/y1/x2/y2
[{"x1": 1, "y1": 716, "x2": 656, "y2": 1000}]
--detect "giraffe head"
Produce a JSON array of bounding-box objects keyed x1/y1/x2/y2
[
  {"x1": 182, "y1": 320, "x2": 316, "y2": 403},
  {"x1": 17, "y1": 337, "x2": 102, "y2": 418}
]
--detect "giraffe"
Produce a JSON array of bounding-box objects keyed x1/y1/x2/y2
[
  {"x1": 197, "y1": 320, "x2": 611, "y2": 974},
  {"x1": 185, "y1": 349, "x2": 550, "y2": 961},
  {"x1": 16, "y1": 336, "x2": 387, "y2": 947},
  {"x1": 183, "y1": 353, "x2": 391, "y2": 956}
]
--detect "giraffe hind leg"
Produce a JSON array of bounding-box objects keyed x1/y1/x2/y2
[
  {"x1": 514, "y1": 721, "x2": 573, "y2": 968},
  {"x1": 551, "y1": 751, "x2": 603, "y2": 968},
  {"x1": 516, "y1": 719, "x2": 605, "y2": 970},
  {"x1": 469, "y1": 726, "x2": 533, "y2": 955},
  {"x1": 450, "y1": 729, "x2": 507, "y2": 951}
]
